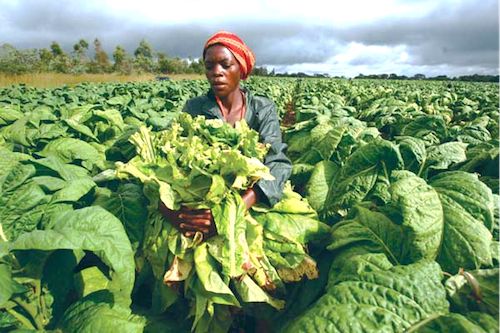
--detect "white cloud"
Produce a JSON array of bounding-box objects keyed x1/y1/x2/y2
[
  {"x1": 266, "y1": 41, "x2": 496, "y2": 77},
  {"x1": 268, "y1": 42, "x2": 412, "y2": 76},
  {"x1": 331, "y1": 42, "x2": 411, "y2": 65},
  {"x1": 94, "y1": 0, "x2": 444, "y2": 26}
]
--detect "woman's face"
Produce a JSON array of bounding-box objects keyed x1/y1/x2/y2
[{"x1": 204, "y1": 44, "x2": 241, "y2": 98}]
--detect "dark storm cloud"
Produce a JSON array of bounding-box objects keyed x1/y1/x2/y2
[
  {"x1": 119, "y1": 24, "x2": 339, "y2": 64},
  {"x1": 0, "y1": 0, "x2": 498, "y2": 74},
  {"x1": 335, "y1": 0, "x2": 499, "y2": 69},
  {"x1": 0, "y1": 0, "x2": 336, "y2": 65},
  {"x1": 1, "y1": 0, "x2": 126, "y2": 47}
]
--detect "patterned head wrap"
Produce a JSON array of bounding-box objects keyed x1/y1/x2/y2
[{"x1": 203, "y1": 31, "x2": 256, "y2": 80}]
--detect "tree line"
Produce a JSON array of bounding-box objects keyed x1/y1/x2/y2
[
  {"x1": 353, "y1": 73, "x2": 499, "y2": 83},
  {"x1": 0, "y1": 39, "x2": 205, "y2": 75},
  {"x1": 269, "y1": 72, "x2": 499, "y2": 83},
  {"x1": 0, "y1": 39, "x2": 497, "y2": 83}
]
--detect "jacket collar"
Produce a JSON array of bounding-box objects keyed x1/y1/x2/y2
[{"x1": 202, "y1": 87, "x2": 254, "y2": 125}]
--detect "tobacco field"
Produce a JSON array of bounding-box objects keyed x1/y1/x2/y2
[{"x1": 0, "y1": 77, "x2": 498, "y2": 332}]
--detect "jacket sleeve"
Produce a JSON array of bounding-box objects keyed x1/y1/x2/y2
[{"x1": 254, "y1": 101, "x2": 292, "y2": 206}]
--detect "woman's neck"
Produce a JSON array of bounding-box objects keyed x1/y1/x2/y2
[{"x1": 218, "y1": 87, "x2": 243, "y2": 113}]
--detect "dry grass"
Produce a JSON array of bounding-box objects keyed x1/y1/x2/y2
[
  {"x1": 167, "y1": 73, "x2": 205, "y2": 80},
  {"x1": 0, "y1": 73, "x2": 205, "y2": 88}
]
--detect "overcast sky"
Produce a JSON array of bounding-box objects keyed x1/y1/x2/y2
[{"x1": 1, "y1": 0, "x2": 498, "y2": 77}]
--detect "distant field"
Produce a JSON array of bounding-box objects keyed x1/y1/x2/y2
[{"x1": 0, "y1": 73, "x2": 205, "y2": 88}]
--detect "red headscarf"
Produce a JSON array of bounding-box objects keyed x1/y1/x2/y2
[{"x1": 203, "y1": 31, "x2": 256, "y2": 80}]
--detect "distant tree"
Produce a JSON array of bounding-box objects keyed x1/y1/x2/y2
[
  {"x1": 38, "y1": 48, "x2": 53, "y2": 71},
  {"x1": 50, "y1": 41, "x2": 64, "y2": 57},
  {"x1": 113, "y1": 45, "x2": 133, "y2": 74},
  {"x1": 134, "y1": 40, "x2": 155, "y2": 73},
  {"x1": 157, "y1": 53, "x2": 189, "y2": 74},
  {"x1": 413, "y1": 73, "x2": 426, "y2": 80},
  {"x1": 430, "y1": 75, "x2": 449, "y2": 81},
  {"x1": 73, "y1": 39, "x2": 89, "y2": 58},
  {"x1": 71, "y1": 39, "x2": 90, "y2": 73},
  {"x1": 188, "y1": 57, "x2": 204, "y2": 74},
  {"x1": 157, "y1": 52, "x2": 170, "y2": 73},
  {"x1": 252, "y1": 66, "x2": 268, "y2": 76},
  {"x1": 47, "y1": 42, "x2": 71, "y2": 73},
  {"x1": 134, "y1": 39, "x2": 153, "y2": 59},
  {"x1": 0, "y1": 44, "x2": 38, "y2": 74},
  {"x1": 90, "y1": 38, "x2": 111, "y2": 73},
  {"x1": 457, "y1": 74, "x2": 499, "y2": 82}
]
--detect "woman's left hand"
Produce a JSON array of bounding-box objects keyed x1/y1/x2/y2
[{"x1": 178, "y1": 208, "x2": 216, "y2": 238}]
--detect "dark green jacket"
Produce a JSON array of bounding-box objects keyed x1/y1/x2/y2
[{"x1": 182, "y1": 88, "x2": 292, "y2": 206}]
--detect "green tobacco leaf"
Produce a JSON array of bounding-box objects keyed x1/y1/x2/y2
[
  {"x1": 107, "y1": 94, "x2": 132, "y2": 107},
  {"x1": 38, "y1": 137, "x2": 104, "y2": 170},
  {"x1": 305, "y1": 160, "x2": 339, "y2": 212},
  {"x1": 42, "y1": 249, "x2": 85, "y2": 327},
  {"x1": 0, "y1": 147, "x2": 31, "y2": 181},
  {"x1": 466, "y1": 312, "x2": 499, "y2": 333},
  {"x1": 75, "y1": 266, "x2": 110, "y2": 298},
  {"x1": 59, "y1": 291, "x2": 145, "y2": 333},
  {"x1": 31, "y1": 156, "x2": 89, "y2": 181},
  {"x1": 0, "y1": 264, "x2": 14, "y2": 306},
  {"x1": 233, "y1": 275, "x2": 285, "y2": 309},
  {"x1": 329, "y1": 171, "x2": 443, "y2": 265},
  {"x1": 324, "y1": 139, "x2": 403, "y2": 216},
  {"x1": 401, "y1": 115, "x2": 448, "y2": 146},
  {"x1": 0, "y1": 164, "x2": 47, "y2": 241},
  {"x1": 151, "y1": 280, "x2": 178, "y2": 314},
  {"x1": 328, "y1": 206, "x2": 405, "y2": 264},
  {"x1": 32, "y1": 176, "x2": 67, "y2": 192},
  {"x1": 273, "y1": 250, "x2": 335, "y2": 327},
  {"x1": 430, "y1": 171, "x2": 494, "y2": 273},
  {"x1": 283, "y1": 258, "x2": 449, "y2": 333},
  {"x1": 4, "y1": 116, "x2": 31, "y2": 146},
  {"x1": 0, "y1": 263, "x2": 25, "y2": 307},
  {"x1": 93, "y1": 183, "x2": 148, "y2": 247},
  {"x1": 252, "y1": 185, "x2": 329, "y2": 245},
  {"x1": 327, "y1": 251, "x2": 393, "y2": 290},
  {"x1": 7, "y1": 206, "x2": 135, "y2": 305},
  {"x1": 0, "y1": 104, "x2": 24, "y2": 125},
  {"x1": 426, "y1": 141, "x2": 468, "y2": 171},
  {"x1": 193, "y1": 243, "x2": 240, "y2": 307},
  {"x1": 310, "y1": 121, "x2": 345, "y2": 160},
  {"x1": 63, "y1": 119, "x2": 98, "y2": 141},
  {"x1": 211, "y1": 193, "x2": 248, "y2": 278},
  {"x1": 386, "y1": 170, "x2": 443, "y2": 262},
  {"x1": 445, "y1": 268, "x2": 499, "y2": 318},
  {"x1": 396, "y1": 136, "x2": 427, "y2": 174},
  {"x1": 290, "y1": 163, "x2": 315, "y2": 188},
  {"x1": 409, "y1": 312, "x2": 498, "y2": 333},
  {"x1": 51, "y1": 178, "x2": 96, "y2": 203},
  {"x1": 93, "y1": 109, "x2": 125, "y2": 131},
  {"x1": 459, "y1": 141, "x2": 499, "y2": 177}
]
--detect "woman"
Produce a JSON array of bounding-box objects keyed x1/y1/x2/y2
[{"x1": 160, "y1": 31, "x2": 292, "y2": 239}]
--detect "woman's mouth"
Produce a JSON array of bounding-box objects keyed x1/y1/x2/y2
[{"x1": 212, "y1": 82, "x2": 226, "y2": 90}]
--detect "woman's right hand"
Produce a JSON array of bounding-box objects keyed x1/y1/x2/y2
[{"x1": 159, "y1": 202, "x2": 216, "y2": 239}]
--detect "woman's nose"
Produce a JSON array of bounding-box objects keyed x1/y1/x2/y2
[{"x1": 213, "y1": 64, "x2": 223, "y2": 76}]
